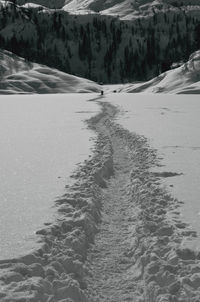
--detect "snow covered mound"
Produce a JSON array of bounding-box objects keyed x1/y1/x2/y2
[
  {"x1": 118, "y1": 50, "x2": 200, "y2": 94},
  {"x1": 0, "y1": 50, "x2": 100, "y2": 94}
]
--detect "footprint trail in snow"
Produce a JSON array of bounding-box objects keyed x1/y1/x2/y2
[
  {"x1": 0, "y1": 100, "x2": 200, "y2": 302},
  {"x1": 86, "y1": 101, "x2": 200, "y2": 302}
]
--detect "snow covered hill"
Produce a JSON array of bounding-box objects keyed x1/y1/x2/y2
[
  {"x1": 114, "y1": 50, "x2": 200, "y2": 94},
  {"x1": 1, "y1": 48, "x2": 200, "y2": 95},
  {"x1": 1, "y1": 2, "x2": 200, "y2": 84},
  {"x1": 0, "y1": 50, "x2": 100, "y2": 94}
]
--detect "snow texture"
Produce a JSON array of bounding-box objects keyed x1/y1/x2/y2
[
  {"x1": 0, "y1": 49, "x2": 100, "y2": 94},
  {"x1": 108, "y1": 93, "x2": 200, "y2": 246},
  {"x1": 108, "y1": 50, "x2": 200, "y2": 94},
  {"x1": 1, "y1": 98, "x2": 200, "y2": 302},
  {"x1": 0, "y1": 94, "x2": 99, "y2": 260}
]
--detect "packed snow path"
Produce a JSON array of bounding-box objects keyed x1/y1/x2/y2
[
  {"x1": 86, "y1": 104, "x2": 141, "y2": 301},
  {"x1": 1, "y1": 98, "x2": 200, "y2": 302},
  {"x1": 86, "y1": 100, "x2": 200, "y2": 302}
]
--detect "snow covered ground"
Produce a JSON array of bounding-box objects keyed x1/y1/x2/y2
[
  {"x1": 0, "y1": 93, "x2": 200, "y2": 301},
  {"x1": 108, "y1": 93, "x2": 200, "y2": 245},
  {"x1": 0, "y1": 50, "x2": 100, "y2": 94},
  {"x1": 106, "y1": 50, "x2": 200, "y2": 94},
  {"x1": 0, "y1": 94, "x2": 99, "y2": 260}
]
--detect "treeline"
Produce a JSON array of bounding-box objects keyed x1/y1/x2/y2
[{"x1": 0, "y1": 3, "x2": 200, "y2": 83}]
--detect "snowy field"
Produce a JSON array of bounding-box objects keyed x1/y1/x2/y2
[
  {"x1": 1, "y1": 93, "x2": 200, "y2": 302},
  {"x1": 1, "y1": 93, "x2": 200, "y2": 258},
  {"x1": 109, "y1": 93, "x2": 200, "y2": 244},
  {"x1": 0, "y1": 94, "x2": 99, "y2": 260}
]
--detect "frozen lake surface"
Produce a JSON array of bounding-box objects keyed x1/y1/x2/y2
[
  {"x1": 108, "y1": 93, "x2": 200, "y2": 245},
  {"x1": 0, "y1": 94, "x2": 99, "y2": 260}
]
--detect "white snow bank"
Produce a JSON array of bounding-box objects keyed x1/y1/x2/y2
[
  {"x1": 108, "y1": 93, "x2": 200, "y2": 247},
  {"x1": 0, "y1": 49, "x2": 100, "y2": 94},
  {"x1": 115, "y1": 50, "x2": 200, "y2": 94},
  {"x1": 0, "y1": 94, "x2": 99, "y2": 260}
]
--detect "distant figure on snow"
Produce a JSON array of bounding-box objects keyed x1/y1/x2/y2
[{"x1": 101, "y1": 90, "x2": 104, "y2": 96}]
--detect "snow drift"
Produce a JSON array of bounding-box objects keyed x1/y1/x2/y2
[
  {"x1": 117, "y1": 50, "x2": 200, "y2": 94},
  {"x1": 0, "y1": 50, "x2": 100, "y2": 94}
]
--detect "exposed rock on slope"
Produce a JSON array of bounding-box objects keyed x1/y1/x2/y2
[{"x1": 0, "y1": 50, "x2": 100, "y2": 93}]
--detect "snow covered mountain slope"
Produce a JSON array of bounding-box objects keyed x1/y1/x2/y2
[
  {"x1": 97, "y1": 0, "x2": 200, "y2": 20},
  {"x1": 63, "y1": 0, "x2": 173, "y2": 19},
  {"x1": 0, "y1": 50, "x2": 100, "y2": 94},
  {"x1": 1, "y1": 48, "x2": 200, "y2": 95},
  {"x1": 16, "y1": 0, "x2": 200, "y2": 20},
  {"x1": 115, "y1": 50, "x2": 200, "y2": 94},
  {"x1": 1, "y1": 2, "x2": 200, "y2": 84}
]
